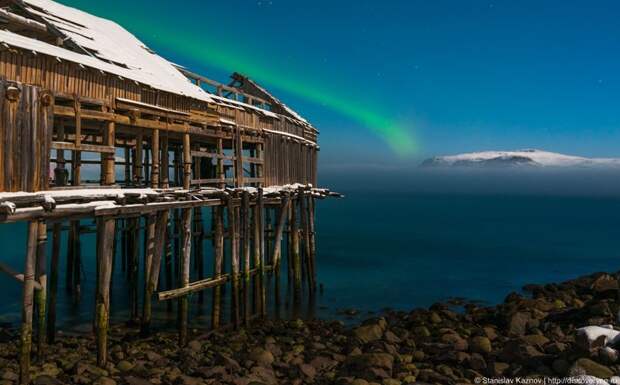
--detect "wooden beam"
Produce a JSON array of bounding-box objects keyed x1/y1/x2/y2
[{"x1": 51, "y1": 141, "x2": 115, "y2": 154}]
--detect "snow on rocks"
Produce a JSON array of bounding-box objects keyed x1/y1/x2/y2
[{"x1": 577, "y1": 326, "x2": 620, "y2": 351}]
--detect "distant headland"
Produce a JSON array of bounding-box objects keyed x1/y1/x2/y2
[{"x1": 421, "y1": 149, "x2": 620, "y2": 168}]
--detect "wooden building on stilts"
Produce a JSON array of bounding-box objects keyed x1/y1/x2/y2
[{"x1": 0, "y1": 1, "x2": 339, "y2": 383}]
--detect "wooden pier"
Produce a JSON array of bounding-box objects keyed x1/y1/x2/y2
[
  {"x1": 0, "y1": 1, "x2": 339, "y2": 383},
  {"x1": 1, "y1": 185, "x2": 340, "y2": 384}
]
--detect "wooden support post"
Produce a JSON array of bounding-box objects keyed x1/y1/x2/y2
[
  {"x1": 71, "y1": 150, "x2": 81, "y2": 186},
  {"x1": 135, "y1": 129, "x2": 143, "y2": 186},
  {"x1": 124, "y1": 147, "x2": 131, "y2": 186},
  {"x1": 227, "y1": 196, "x2": 240, "y2": 328},
  {"x1": 299, "y1": 188, "x2": 314, "y2": 291},
  {"x1": 151, "y1": 129, "x2": 160, "y2": 188},
  {"x1": 103, "y1": 121, "x2": 115, "y2": 185},
  {"x1": 194, "y1": 208, "x2": 205, "y2": 304},
  {"x1": 211, "y1": 206, "x2": 224, "y2": 328},
  {"x1": 217, "y1": 137, "x2": 224, "y2": 188},
  {"x1": 95, "y1": 217, "x2": 115, "y2": 368},
  {"x1": 130, "y1": 218, "x2": 139, "y2": 321},
  {"x1": 142, "y1": 210, "x2": 169, "y2": 336},
  {"x1": 34, "y1": 220, "x2": 47, "y2": 358},
  {"x1": 235, "y1": 127, "x2": 244, "y2": 187},
  {"x1": 71, "y1": 220, "x2": 81, "y2": 301},
  {"x1": 161, "y1": 134, "x2": 169, "y2": 188},
  {"x1": 141, "y1": 214, "x2": 156, "y2": 335},
  {"x1": 19, "y1": 222, "x2": 38, "y2": 385},
  {"x1": 66, "y1": 221, "x2": 74, "y2": 293},
  {"x1": 242, "y1": 190, "x2": 251, "y2": 326},
  {"x1": 271, "y1": 195, "x2": 290, "y2": 270},
  {"x1": 178, "y1": 208, "x2": 192, "y2": 346},
  {"x1": 183, "y1": 132, "x2": 191, "y2": 190},
  {"x1": 47, "y1": 222, "x2": 61, "y2": 344},
  {"x1": 271, "y1": 196, "x2": 290, "y2": 309},
  {"x1": 255, "y1": 188, "x2": 266, "y2": 317},
  {"x1": 291, "y1": 195, "x2": 302, "y2": 301},
  {"x1": 72, "y1": 99, "x2": 81, "y2": 186},
  {"x1": 164, "y1": 219, "x2": 173, "y2": 313},
  {"x1": 308, "y1": 194, "x2": 317, "y2": 290},
  {"x1": 54, "y1": 121, "x2": 67, "y2": 186}
]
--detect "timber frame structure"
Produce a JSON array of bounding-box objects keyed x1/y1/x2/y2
[{"x1": 0, "y1": 1, "x2": 334, "y2": 384}]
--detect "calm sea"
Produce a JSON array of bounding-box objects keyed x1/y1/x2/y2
[{"x1": 1, "y1": 168, "x2": 620, "y2": 330}]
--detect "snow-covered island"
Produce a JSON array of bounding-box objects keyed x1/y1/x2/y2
[{"x1": 421, "y1": 149, "x2": 620, "y2": 168}]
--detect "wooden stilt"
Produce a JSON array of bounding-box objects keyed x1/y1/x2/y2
[
  {"x1": 95, "y1": 217, "x2": 115, "y2": 368},
  {"x1": 308, "y1": 194, "x2": 317, "y2": 290},
  {"x1": 242, "y1": 190, "x2": 251, "y2": 326},
  {"x1": 178, "y1": 208, "x2": 192, "y2": 346},
  {"x1": 71, "y1": 220, "x2": 81, "y2": 302},
  {"x1": 121, "y1": 219, "x2": 127, "y2": 272},
  {"x1": 211, "y1": 205, "x2": 224, "y2": 328},
  {"x1": 272, "y1": 195, "x2": 290, "y2": 309},
  {"x1": 65, "y1": 221, "x2": 74, "y2": 293},
  {"x1": 257, "y1": 188, "x2": 266, "y2": 317},
  {"x1": 299, "y1": 188, "x2": 314, "y2": 291},
  {"x1": 291, "y1": 195, "x2": 302, "y2": 301},
  {"x1": 227, "y1": 196, "x2": 240, "y2": 328},
  {"x1": 128, "y1": 217, "x2": 139, "y2": 321},
  {"x1": 194, "y1": 208, "x2": 205, "y2": 304},
  {"x1": 19, "y1": 222, "x2": 38, "y2": 385},
  {"x1": 141, "y1": 214, "x2": 156, "y2": 335},
  {"x1": 47, "y1": 222, "x2": 61, "y2": 344},
  {"x1": 34, "y1": 220, "x2": 47, "y2": 358},
  {"x1": 142, "y1": 210, "x2": 169, "y2": 335},
  {"x1": 164, "y1": 220, "x2": 173, "y2": 313},
  {"x1": 252, "y1": 194, "x2": 260, "y2": 314}
]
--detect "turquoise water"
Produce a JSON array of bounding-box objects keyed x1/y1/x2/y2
[{"x1": 1, "y1": 169, "x2": 620, "y2": 329}]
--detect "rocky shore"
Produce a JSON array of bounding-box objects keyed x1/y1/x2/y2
[{"x1": 3, "y1": 271, "x2": 620, "y2": 385}]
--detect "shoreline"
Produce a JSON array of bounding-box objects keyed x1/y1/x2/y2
[{"x1": 1, "y1": 271, "x2": 620, "y2": 385}]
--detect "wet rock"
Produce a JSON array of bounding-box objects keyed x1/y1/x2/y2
[
  {"x1": 249, "y1": 347, "x2": 274, "y2": 367},
  {"x1": 469, "y1": 336, "x2": 491, "y2": 354},
  {"x1": 569, "y1": 358, "x2": 614, "y2": 379},
  {"x1": 216, "y1": 352, "x2": 242, "y2": 371},
  {"x1": 116, "y1": 359, "x2": 134, "y2": 372},
  {"x1": 33, "y1": 376, "x2": 63, "y2": 385},
  {"x1": 521, "y1": 334, "x2": 549, "y2": 347},
  {"x1": 344, "y1": 353, "x2": 394, "y2": 379},
  {"x1": 591, "y1": 274, "x2": 618, "y2": 293},
  {"x1": 441, "y1": 332, "x2": 468, "y2": 351},
  {"x1": 299, "y1": 363, "x2": 316, "y2": 379},
  {"x1": 93, "y1": 377, "x2": 117, "y2": 385},
  {"x1": 124, "y1": 376, "x2": 152, "y2": 385},
  {"x1": 354, "y1": 324, "x2": 384, "y2": 344},
  {"x1": 508, "y1": 312, "x2": 530, "y2": 336},
  {"x1": 1, "y1": 371, "x2": 18, "y2": 382},
  {"x1": 188, "y1": 339, "x2": 202, "y2": 352},
  {"x1": 598, "y1": 346, "x2": 618, "y2": 364}
]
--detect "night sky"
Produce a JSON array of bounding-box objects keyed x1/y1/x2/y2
[{"x1": 58, "y1": 0, "x2": 620, "y2": 170}]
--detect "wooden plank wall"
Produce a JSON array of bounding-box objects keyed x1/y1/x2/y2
[
  {"x1": 263, "y1": 132, "x2": 317, "y2": 187},
  {"x1": 0, "y1": 82, "x2": 53, "y2": 192}
]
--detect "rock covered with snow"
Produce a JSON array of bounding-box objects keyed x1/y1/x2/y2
[{"x1": 421, "y1": 149, "x2": 620, "y2": 168}]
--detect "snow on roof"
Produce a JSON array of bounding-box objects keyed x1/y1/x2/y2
[
  {"x1": 0, "y1": 0, "x2": 213, "y2": 103},
  {"x1": 236, "y1": 74, "x2": 310, "y2": 125},
  {"x1": 0, "y1": 0, "x2": 316, "y2": 134}
]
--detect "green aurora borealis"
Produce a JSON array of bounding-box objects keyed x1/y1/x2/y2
[{"x1": 59, "y1": 1, "x2": 417, "y2": 156}]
